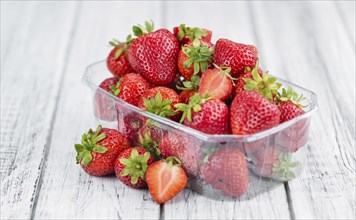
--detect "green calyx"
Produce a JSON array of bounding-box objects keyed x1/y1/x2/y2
[
  {"x1": 182, "y1": 39, "x2": 214, "y2": 75},
  {"x1": 174, "y1": 93, "x2": 211, "y2": 123},
  {"x1": 176, "y1": 75, "x2": 200, "y2": 91},
  {"x1": 74, "y1": 125, "x2": 107, "y2": 166},
  {"x1": 213, "y1": 64, "x2": 238, "y2": 85},
  {"x1": 276, "y1": 87, "x2": 307, "y2": 108},
  {"x1": 272, "y1": 153, "x2": 300, "y2": 181},
  {"x1": 132, "y1": 20, "x2": 154, "y2": 37},
  {"x1": 143, "y1": 91, "x2": 176, "y2": 118},
  {"x1": 177, "y1": 24, "x2": 208, "y2": 41},
  {"x1": 109, "y1": 78, "x2": 122, "y2": 96},
  {"x1": 119, "y1": 149, "x2": 151, "y2": 184},
  {"x1": 138, "y1": 129, "x2": 161, "y2": 159},
  {"x1": 165, "y1": 156, "x2": 182, "y2": 167},
  {"x1": 243, "y1": 60, "x2": 282, "y2": 101}
]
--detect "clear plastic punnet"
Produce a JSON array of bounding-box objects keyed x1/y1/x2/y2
[{"x1": 83, "y1": 60, "x2": 318, "y2": 200}]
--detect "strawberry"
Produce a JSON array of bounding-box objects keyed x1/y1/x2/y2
[
  {"x1": 94, "y1": 77, "x2": 119, "y2": 121},
  {"x1": 173, "y1": 24, "x2": 212, "y2": 45},
  {"x1": 274, "y1": 87, "x2": 308, "y2": 152},
  {"x1": 128, "y1": 22, "x2": 179, "y2": 85},
  {"x1": 146, "y1": 157, "x2": 188, "y2": 204},
  {"x1": 200, "y1": 147, "x2": 249, "y2": 197},
  {"x1": 175, "y1": 93, "x2": 230, "y2": 134},
  {"x1": 177, "y1": 40, "x2": 214, "y2": 81},
  {"x1": 167, "y1": 72, "x2": 184, "y2": 94},
  {"x1": 230, "y1": 91, "x2": 280, "y2": 135},
  {"x1": 232, "y1": 64, "x2": 263, "y2": 98},
  {"x1": 176, "y1": 75, "x2": 200, "y2": 104},
  {"x1": 138, "y1": 86, "x2": 181, "y2": 120},
  {"x1": 109, "y1": 73, "x2": 151, "y2": 106},
  {"x1": 158, "y1": 130, "x2": 200, "y2": 175},
  {"x1": 179, "y1": 90, "x2": 197, "y2": 104},
  {"x1": 115, "y1": 147, "x2": 154, "y2": 188},
  {"x1": 74, "y1": 125, "x2": 130, "y2": 176},
  {"x1": 106, "y1": 37, "x2": 134, "y2": 77},
  {"x1": 250, "y1": 146, "x2": 299, "y2": 181},
  {"x1": 118, "y1": 112, "x2": 144, "y2": 146},
  {"x1": 198, "y1": 65, "x2": 235, "y2": 101},
  {"x1": 213, "y1": 38, "x2": 258, "y2": 77},
  {"x1": 137, "y1": 125, "x2": 166, "y2": 159}
]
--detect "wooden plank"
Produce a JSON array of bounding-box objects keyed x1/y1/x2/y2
[
  {"x1": 0, "y1": 1, "x2": 78, "y2": 219},
  {"x1": 162, "y1": 2, "x2": 292, "y2": 219},
  {"x1": 251, "y1": 1, "x2": 355, "y2": 219},
  {"x1": 32, "y1": 2, "x2": 164, "y2": 219},
  {"x1": 335, "y1": 1, "x2": 355, "y2": 47}
]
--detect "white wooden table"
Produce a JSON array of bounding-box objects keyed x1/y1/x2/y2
[{"x1": 1, "y1": 1, "x2": 355, "y2": 219}]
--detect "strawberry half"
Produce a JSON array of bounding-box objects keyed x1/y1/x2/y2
[
  {"x1": 198, "y1": 65, "x2": 235, "y2": 101},
  {"x1": 75, "y1": 125, "x2": 130, "y2": 176},
  {"x1": 200, "y1": 147, "x2": 249, "y2": 197},
  {"x1": 177, "y1": 40, "x2": 214, "y2": 81},
  {"x1": 146, "y1": 157, "x2": 188, "y2": 204},
  {"x1": 213, "y1": 38, "x2": 258, "y2": 77},
  {"x1": 107, "y1": 37, "x2": 134, "y2": 77},
  {"x1": 173, "y1": 24, "x2": 212, "y2": 45},
  {"x1": 115, "y1": 147, "x2": 154, "y2": 188},
  {"x1": 128, "y1": 21, "x2": 179, "y2": 85}
]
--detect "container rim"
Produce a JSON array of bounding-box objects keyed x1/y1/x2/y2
[{"x1": 82, "y1": 60, "x2": 319, "y2": 142}]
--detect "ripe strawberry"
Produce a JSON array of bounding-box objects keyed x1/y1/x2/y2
[
  {"x1": 128, "y1": 22, "x2": 179, "y2": 85},
  {"x1": 94, "y1": 77, "x2": 119, "y2": 121},
  {"x1": 177, "y1": 40, "x2": 214, "y2": 81},
  {"x1": 173, "y1": 24, "x2": 212, "y2": 45},
  {"x1": 176, "y1": 75, "x2": 200, "y2": 104},
  {"x1": 106, "y1": 38, "x2": 134, "y2": 77},
  {"x1": 167, "y1": 72, "x2": 184, "y2": 94},
  {"x1": 138, "y1": 86, "x2": 181, "y2": 120},
  {"x1": 230, "y1": 91, "x2": 280, "y2": 135},
  {"x1": 213, "y1": 38, "x2": 258, "y2": 77},
  {"x1": 74, "y1": 125, "x2": 130, "y2": 176},
  {"x1": 146, "y1": 157, "x2": 188, "y2": 204},
  {"x1": 137, "y1": 125, "x2": 166, "y2": 159},
  {"x1": 233, "y1": 65, "x2": 263, "y2": 98},
  {"x1": 250, "y1": 146, "x2": 299, "y2": 181},
  {"x1": 179, "y1": 90, "x2": 197, "y2": 104},
  {"x1": 158, "y1": 130, "x2": 200, "y2": 175},
  {"x1": 198, "y1": 65, "x2": 234, "y2": 101},
  {"x1": 109, "y1": 73, "x2": 151, "y2": 106},
  {"x1": 200, "y1": 147, "x2": 249, "y2": 197},
  {"x1": 274, "y1": 87, "x2": 308, "y2": 152},
  {"x1": 115, "y1": 147, "x2": 154, "y2": 188},
  {"x1": 175, "y1": 94, "x2": 230, "y2": 134}
]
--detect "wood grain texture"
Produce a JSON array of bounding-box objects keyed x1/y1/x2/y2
[
  {"x1": 163, "y1": 2, "x2": 291, "y2": 219},
  {"x1": 32, "y1": 2, "x2": 163, "y2": 219},
  {"x1": 250, "y1": 1, "x2": 355, "y2": 219},
  {"x1": 0, "y1": 2, "x2": 77, "y2": 219}
]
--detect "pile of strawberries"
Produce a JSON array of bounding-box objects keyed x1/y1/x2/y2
[{"x1": 76, "y1": 21, "x2": 309, "y2": 202}]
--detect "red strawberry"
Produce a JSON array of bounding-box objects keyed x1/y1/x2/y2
[
  {"x1": 115, "y1": 147, "x2": 154, "y2": 188},
  {"x1": 250, "y1": 146, "x2": 299, "y2": 181},
  {"x1": 118, "y1": 112, "x2": 144, "y2": 146},
  {"x1": 75, "y1": 125, "x2": 130, "y2": 176},
  {"x1": 106, "y1": 39, "x2": 133, "y2": 77},
  {"x1": 94, "y1": 77, "x2": 119, "y2": 121},
  {"x1": 275, "y1": 88, "x2": 308, "y2": 152},
  {"x1": 213, "y1": 38, "x2": 258, "y2": 77},
  {"x1": 175, "y1": 94, "x2": 230, "y2": 134},
  {"x1": 230, "y1": 91, "x2": 280, "y2": 135},
  {"x1": 200, "y1": 147, "x2": 249, "y2": 197},
  {"x1": 177, "y1": 40, "x2": 214, "y2": 81},
  {"x1": 109, "y1": 73, "x2": 151, "y2": 106},
  {"x1": 173, "y1": 24, "x2": 212, "y2": 45},
  {"x1": 158, "y1": 130, "x2": 201, "y2": 175},
  {"x1": 167, "y1": 72, "x2": 184, "y2": 94},
  {"x1": 198, "y1": 65, "x2": 234, "y2": 101},
  {"x1": 138, "y1": 86, "x2": 181, "y2": 120},
  {"x1": 179, "y1": 90, "x2": 197, "y2": 104},
  {"x1": 128, "y1": 24, "x2": 179, "y2": 85},
  {"x1": 233, "y1": 67, "x2": 263, "y2": 98},
  {"x1": 137, "y1": 125, "x2": 166, "y2": 159},
  {"x1": 146, "y1": 157, "x2": 188, "y2": 204}
]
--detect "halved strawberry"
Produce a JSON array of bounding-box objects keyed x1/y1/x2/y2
[
  {"x1": 146, "y1": 157, "x2": 188, "y2": 204},
  {"x1": 198, "y1": 65, "x2": 235, "y2": 101}
]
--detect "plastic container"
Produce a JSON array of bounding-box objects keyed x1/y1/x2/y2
[{"x1": 83, "y1": 60, "x2": 318, "y2": 200}]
